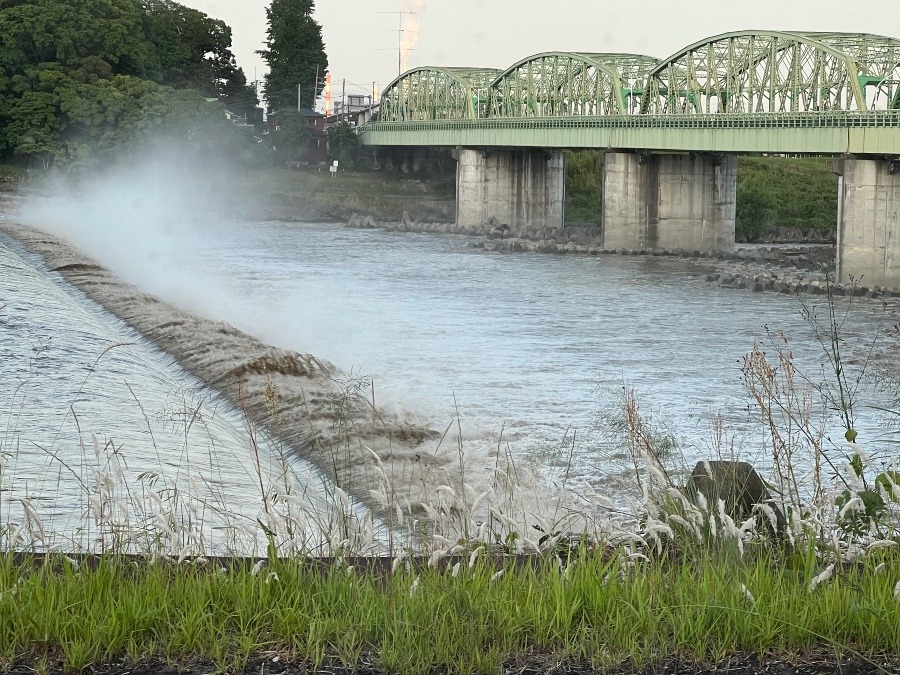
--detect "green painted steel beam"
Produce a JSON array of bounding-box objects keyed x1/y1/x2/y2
[
  {"x1": 359, "y1": 111, "x2": 900, "y2": 155},
  {"x1": 379, "y1": 66, "x2": 502, "y2": 121}
]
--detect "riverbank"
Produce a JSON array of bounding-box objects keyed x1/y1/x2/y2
[{"x1": 345, "y1": 214, "x2": 900, "y2": 301}]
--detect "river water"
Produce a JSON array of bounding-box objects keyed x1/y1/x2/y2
[
  {"x1": 4, "y1": 204, "x2": 898, "y2": 550},
  {"x1": 171, "y1": 224, "x2": 897, "y2": 480}
]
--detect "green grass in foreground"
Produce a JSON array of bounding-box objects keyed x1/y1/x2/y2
[{"x1": 1, "y1": 550, "x2": 898, "y2": 674}]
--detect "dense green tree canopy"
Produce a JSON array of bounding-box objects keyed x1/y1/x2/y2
[
  {"x1": 141, "y1": 0, "x2": 257, "y2": 108},
  {"x1": 269, "y1": 109, "x2": 311, "y2": 162},
  {"x1": 258, "y1": 0, "x2": 328, "y2": 111},
  {"x1": 327, "y1": 122, "x2": 358, "y2": 170},
  {"x1": 0, "y1": 0, "x2": 149, "y2": 75},
  {"x1": 0, "y1": 0, "x2": 260, "y2": 171}
]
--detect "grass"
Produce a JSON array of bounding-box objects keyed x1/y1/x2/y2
[
  {"x1": 224, "y1": 167, "x2": 457, "y2": 224},
  {"x1": 565, "y1": 150, "x2": 602, "y2": 224},
  {"x1": 0, "y1": 164, "x2": 27, "y2": 180},
  {"x1": 251, "y1": 167, "x2": 456, "y2": 200},
  {"x1": 0, "y1": 548, "x2": 898, "y2": 674}
]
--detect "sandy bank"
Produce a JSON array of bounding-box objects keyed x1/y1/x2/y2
[{"x1": 0, "y1": 220, "x2": 453, "y2": 519}]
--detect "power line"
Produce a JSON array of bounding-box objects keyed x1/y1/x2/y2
[{"x1": 377, "y1": 10, "x2": 416, "y2": 77}]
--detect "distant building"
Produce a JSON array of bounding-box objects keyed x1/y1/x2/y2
[
  {"x1": 327, "y1": 95, "x2": 379, "y2": 127},
  {"x1": 268, "y1": 107, "x2": 329, "y2": 166},
  {"x1": 224, "y1": 108, "x2": 262, "y2": 132}
]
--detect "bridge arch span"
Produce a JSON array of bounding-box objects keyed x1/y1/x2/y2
[
  {"x1": 642, "y1": 30, "x2": 900, "y2": 114},
  {"x1": 378, "y1": 67, "x2": 501, "y2": 122},
  {"x1": 490, "y1": 52, "x2": 660, "y2": 117}
]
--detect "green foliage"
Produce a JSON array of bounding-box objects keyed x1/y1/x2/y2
[
  {"x1": 258, "y1": 0, "x2": 328, "y2": 111},
  {"x1": 1, "y1": 552, "x2": 899, "y2": 673},
  {"x1": 269, "y1": 109, "x2": 311, "y2": 162},
  {"x1": 327, "y1": 122, "x2": 359, "y2": 170},
  {"x1": 141, "y1": 0, "x2": 257, "y2": 109},
  {"x1": 736, "y1": 157, "x2": 838, "y2": 242},
  {"x1": 0, "y1": 0, "x2": 260, "y2": 171},
  {"x1": 0, "y1": 0, "x2": 149, "y2": 74},
  {"x1": 564, "y1": 150, "x2": 601, "y2": 224}
]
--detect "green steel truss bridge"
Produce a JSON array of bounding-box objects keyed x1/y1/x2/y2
[{"x1": 361, "y1": 31, "x2": 900, "y2": 155}]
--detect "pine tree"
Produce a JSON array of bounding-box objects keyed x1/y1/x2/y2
[{"x1": 258, "y1": 0, "x2": 328, "y2": 112}]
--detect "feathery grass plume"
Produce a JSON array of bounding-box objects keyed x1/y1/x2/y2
[{"x1": 808, "y1": 563, "x2": 835, "y2": 591}]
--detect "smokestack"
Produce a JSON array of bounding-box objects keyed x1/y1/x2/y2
[{"x1": 325, "y1": 73, "x2": 332, "y2": 116}]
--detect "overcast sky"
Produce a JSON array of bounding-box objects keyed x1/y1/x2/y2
[{"x1": 181, "y1": 0, "x2": 900, "y2": 107}]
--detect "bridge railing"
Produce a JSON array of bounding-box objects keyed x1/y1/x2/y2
[{"x1": 359, "y1": 110, "x2": 900, "y2": 133}]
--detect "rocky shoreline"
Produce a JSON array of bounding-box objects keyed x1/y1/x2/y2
[{"x1": 346, "y1": 212, "x2": 900, "y2": 301}]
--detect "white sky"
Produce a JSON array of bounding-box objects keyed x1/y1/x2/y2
[{"x1": 181, "y1": 0, "x2": 900, "y2": 106}]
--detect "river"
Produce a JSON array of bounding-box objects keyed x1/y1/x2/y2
[{"x1": 4, "y1": 195, "x2": 899, "y2": 551}]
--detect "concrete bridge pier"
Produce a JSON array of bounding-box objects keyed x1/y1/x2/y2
[
  {"x1": 601, "y1": 152, "x2": 737, "y2": 252},
  {"x1": 454, "y1": 148, "x2": 565, "y2": 232},
  {"x1": 836, "y1": 157, "x2": 900, "y2": 288}
]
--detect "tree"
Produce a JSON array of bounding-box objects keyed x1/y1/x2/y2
[
  {"x1": 0, "y1": 0, "x2": 261, "y2": 170},
  {"x1": 0, "y1": 0, "x2": 150, "y2": 75},
  {"x1": 269, "y1": 109, "x2": 310, "y2": 162},
  {"x1": 141, "y1": 0, "x2": 258, "y2": 111},
  {"x1": 258, "y1": 0, "x2": 327, "y2": 111},
  {"x1": 327, "y1": 122, "x2": 358, "y2": 170}
]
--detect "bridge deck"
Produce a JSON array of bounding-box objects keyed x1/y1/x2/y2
[{"x1": 359, "y1": 112, "x2": 900, "y2": 154}]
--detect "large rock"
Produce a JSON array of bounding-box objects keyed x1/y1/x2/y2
[{"x1": 689, "y1": 461, "x2": 784, "y2": 531}]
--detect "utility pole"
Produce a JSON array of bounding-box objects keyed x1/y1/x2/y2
[
  {"x1": 342, "y1": 79, "x2": 346, "y2": 121},
  {"x1": 307, "y1": 65, "x2": 319, "y2": 111},
  {"x1": 377, "y1": 11, "x2": 416, "y2": 77}
]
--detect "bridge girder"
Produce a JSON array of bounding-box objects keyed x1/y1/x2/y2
[
  {"x1": 489, "y1": 52, "x2": 660, "y2": 117},
  {"x1": 642, "y1": 31, "x2": 900, "y2": 114},
  {"x1": 379, "y1": 67, "x2": 502, "y2": 122}
]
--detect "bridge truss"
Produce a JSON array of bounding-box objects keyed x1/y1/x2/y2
[
  {"x1": 375, "y1": 31, "x2": 900, "y2": 122},
  {"x1": 642, "y1": 31, "x2": 900, "y2": 114}
]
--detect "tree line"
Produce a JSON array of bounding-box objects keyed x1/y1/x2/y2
[{"x1": 0, "y1": 0, "x2": 330, "y2": 172}]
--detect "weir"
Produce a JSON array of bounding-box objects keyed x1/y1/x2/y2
[{"x1": 601, "y1": 152, "x2": 736, "y2": 252}]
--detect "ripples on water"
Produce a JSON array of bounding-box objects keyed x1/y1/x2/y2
[
  {"x1": 167, "y1": 223, "x2": 897, "y2": 483},
  {"x1": 0, "y1": 233, "x2": 367, "y2": 554}
]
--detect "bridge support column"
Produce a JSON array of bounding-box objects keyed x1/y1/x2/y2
[
  {"x1": 836, "y1": 158, "x2": 900, "y2": 288},
  {"x1": 601, "y1": 152, "x2": 736, "y2": 252},
  {"x1": 455, "y1": 148, "x2": 565, "y2": 232}
]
